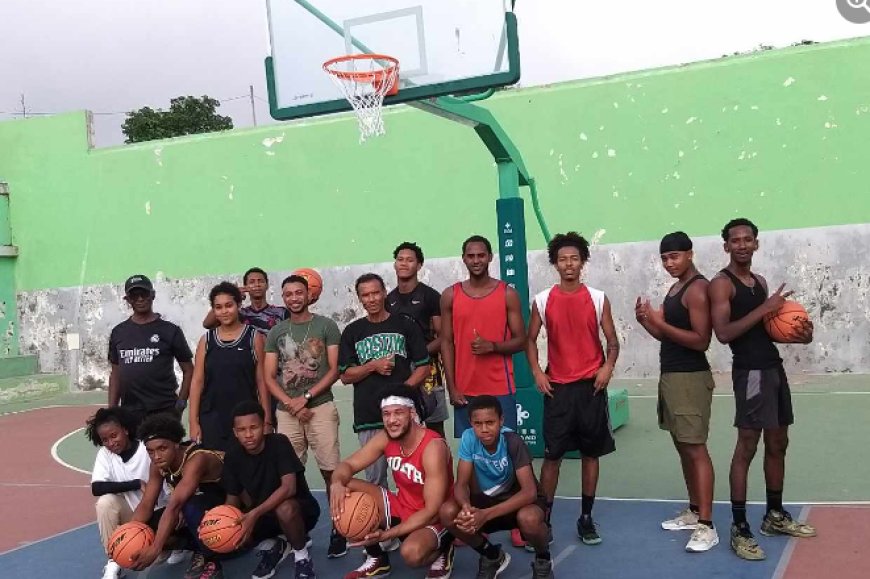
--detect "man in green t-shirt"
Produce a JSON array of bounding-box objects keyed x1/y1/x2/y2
[{"x1": 264, "y1": 273, "x2": 347, "y2": 558}]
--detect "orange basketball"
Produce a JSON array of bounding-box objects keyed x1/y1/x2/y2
[
  {"x1": 335, "y1": 491, "x2": 379, "y2": 542},
  {"x1": 764, "y1": 300, "x2": 809, "y2": 343},
  {"x1": 198, "y1": 504, "x2": 244, "y2": 554},
  {"x1": 293, "y1": 268, "x2": 323, "y2": 304},
  {"x1": 107, "y1": 522, "x2": 155, "y2": 570}
]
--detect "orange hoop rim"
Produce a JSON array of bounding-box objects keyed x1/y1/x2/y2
[{"x1": 323, "y1": 54, "x2": 399, "y2": 83}]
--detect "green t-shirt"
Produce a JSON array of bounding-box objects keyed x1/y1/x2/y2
[{"x1": 265, "y1": 314, "x2": 341, "y2": 409}]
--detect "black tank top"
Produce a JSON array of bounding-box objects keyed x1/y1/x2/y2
[
  {"x1": 161, "y1": 442, "x2": 226, "y2": 506},
  {"x1": 202, "y1": 325, "x2": 258, "y2": 436},
  {"x1": 660, "y1": 275, "x2": 711, "y2": 373},
  {"x1": 720, "y1": 269, "x2": 781, "y2": 370}
]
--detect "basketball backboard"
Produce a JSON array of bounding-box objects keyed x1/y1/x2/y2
[{"x1": 265, "y1": 0, "x2": 520, "y2": 121}]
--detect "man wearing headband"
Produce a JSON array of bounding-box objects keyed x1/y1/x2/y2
[
  {"x1": 709, "y1": 219, "x2": 815, "y2": 561},
  {"x1": 526, "y1": 231, "x2": 619, "y2": 547},
  {"x1": 636, "y1": 232, "x2": 718, "y2": 553},
  {"x1": 129, "y1": 413, "x2": 227, "y2": 578},
  {"x1": 330, "y1": 385, "x2": 455, "y2": 579}
]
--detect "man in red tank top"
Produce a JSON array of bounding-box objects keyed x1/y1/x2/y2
[
  {"x1": 440, "y1": 235, "x2": 527, "y2": 441},
  {"x1": 330, "y1": 385, "x2": 455, "y2": 579},
  {"x1": 526, "y1": 232, "x2": 620, "y2": 547}
]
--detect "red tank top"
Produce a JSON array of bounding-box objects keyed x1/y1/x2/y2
[
  {"x1": 384, "y1": 429, "x2": 453, "y2": 515},
  {"x1": 544, "y1": 285, "x2": 604, "y2": 383},
  {"x1": 452, "y1": 282, "x2": 515, "y2": 396}
]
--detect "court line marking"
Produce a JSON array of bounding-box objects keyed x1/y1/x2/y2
[
  {"x1": 0, "y1": 403, "x2": 102, "y2": 418},
  {"x1": 0, "y1": 482, "x2": 89, "y2": 489},
  {"x1": 554, "y1": 496, "x2": 870, "y2": 506},
  {"x1": 0, "y1": 520, "x2": 95, "y2": 557},
  {"x1": 628, "y1": 391, "x2": 870, "y2": 399},
  {"x1": 771, "y1": 505, "x2": 809, "y2": 579},
  {"x1": 50, "y1": 427, "x2": 91, "y2": 475}
]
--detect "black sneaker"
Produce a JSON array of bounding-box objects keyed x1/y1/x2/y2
[
  {"x1": 200, "y1": 559, "x2": 224, "y2": 579},
  {"x1": 295, "y1": 557, "x2": 316, "y2": 579},
  {"x1": 476, "y1": 546, "x2": 510, "y2": 579},
  {"x1": 577, "y1": 515, "x2": 602, "y2": 545},
  {"x1": 183, "y1": 552, "x2": 206, "y2": 579},
  {"x1": 530, "y1": 558, "x2": 554, "y2": 579},
  {"x1": 328, "y1": 527, "x2": 348, "y2": 559},
  {"x1": 252, "y1": 537, "x2": 290, "y2": 579}
]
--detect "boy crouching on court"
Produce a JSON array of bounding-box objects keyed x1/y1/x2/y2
[{"x1": 439, "y1": 395, "x2": 554, "y2": 579}]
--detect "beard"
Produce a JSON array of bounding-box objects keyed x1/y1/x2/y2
[{"x1": 385, "y1": 422, "x2": 411, "y2": 440}]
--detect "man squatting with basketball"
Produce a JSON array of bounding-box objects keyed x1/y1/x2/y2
[
  {"x1": 708, "y1": 218, "x2": 816, "y2": 561},
  {"x1": 440, "y1": 395, "x2": 554, "y2": 579},
  {"x1": 636, "y1": 232, "x2": 718, "y2": 552},
  {"x1": 330, "y1": 385, "x2": 455, "y2": 579},
  {"x1": 222, "y1": 400, "x2": 321, "y2": 579},
  {"x1": 526, "y1": 232, "x2": 618, "y2": 546},
  {"x1": 129, "y1": 414, "x2": 227, "y2": 578}
]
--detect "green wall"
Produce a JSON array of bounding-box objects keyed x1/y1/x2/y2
[{"x1": 2, "y1": 37, "x2": 870, "y2": 292}]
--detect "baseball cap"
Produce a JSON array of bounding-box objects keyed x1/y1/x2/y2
[{"x1": 124, "y1": 274, "x2": 154, "y2": 294}]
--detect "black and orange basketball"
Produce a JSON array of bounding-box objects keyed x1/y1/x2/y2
[
  {"x1": 764, "y1": 301, "x2": 809, "y2": 343},
  {"x1": 107, "y1": 522, "x2": 155, "y2": 569},
  {"x1": 293, "y1": 268, "x2": 323, "y2": 304},
  {"x1": 198, "y1": 504, "x2": 244, "y2": 554},
  {"x1": 335, "y1": 491, "x2": 379, "y2": 541}
]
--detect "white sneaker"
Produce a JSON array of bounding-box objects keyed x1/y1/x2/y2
[
  {"x1": 166, "y1": 550, "x2": 187, "y2": 565},
  {"x1": 101, "y1": 560, "x2": 121, "y2": 579},
  {"x1": 686, "y1": 524, "x2": 719, "y2": 552},
  {"x1": 661, "y1": 508, "x2": 699, "y2": 531}
]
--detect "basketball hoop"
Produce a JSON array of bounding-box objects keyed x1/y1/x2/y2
[{"x1": 323, "y1": 54, "x2": 399, "y2": 142}]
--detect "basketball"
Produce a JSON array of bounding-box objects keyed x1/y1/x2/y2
[
  {"x1": 335, "y1": 491, "x2": 379, "y2": 541},
  {"x1": 107, "y1": 522, "x2": 154, "y2": 570},
  {"x1": 198, "y1": 504, "x2": 244, "y2": 554},
  {"x1": 293, "y1": 268, "x2": 324, "y2": 304},
  {"x1": 764, "y1": 301, "x2": 810, "y2": 343}
]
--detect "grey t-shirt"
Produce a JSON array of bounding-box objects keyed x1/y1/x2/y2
[{"x1": 265, "y1": 314, "x2": 341, "y2": 409}]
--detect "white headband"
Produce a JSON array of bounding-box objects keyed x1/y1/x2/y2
[{"x1": 381, "y1": 396, "x2": 415, "y2": 410}]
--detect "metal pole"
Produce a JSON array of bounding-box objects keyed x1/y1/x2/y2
[{"x1": 249, "y1": 85, "x2": 258, "y2": 126}]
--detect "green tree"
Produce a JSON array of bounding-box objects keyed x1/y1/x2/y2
[{"x1": 121, "y1": 95, "x2": 233, "y2": 144}]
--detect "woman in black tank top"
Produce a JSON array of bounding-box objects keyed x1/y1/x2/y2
[{"x1": 189, "y1": 282, "x2": 268, "y2": 451}]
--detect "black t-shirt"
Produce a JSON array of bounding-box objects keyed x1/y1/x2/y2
[
  {"x1": 108, "y1": 317, "x2": 193, "y2": 411},
  {"x1": 339, "y1": 314, "x2": 430, "y2": 431},
  {"x1": 222, "y1": 433, "x2": 318, "y2": 514},
  {"x1": 386, "y1": 283, "x2": 441, "y2": 343}
]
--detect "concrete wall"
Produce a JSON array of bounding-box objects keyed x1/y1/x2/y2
[{"x1": 3, "y1": 37, "x2": 870, "y2": 384}]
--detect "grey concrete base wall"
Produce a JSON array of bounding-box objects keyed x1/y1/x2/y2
[{"x1": 17, "y1": 223, "x2": 870, "y2": 389}]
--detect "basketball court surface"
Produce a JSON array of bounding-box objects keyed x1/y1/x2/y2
[{"x1": 1, "y1": 375, "x2": 868, "y2": 578}]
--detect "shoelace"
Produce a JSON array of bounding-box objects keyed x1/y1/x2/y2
[
  {"x1": 360, "y1": 555, "x2": 380, "y2": 571},
  {"x1": 430, "y1": 553, "x2": 448, "y2": 571}
]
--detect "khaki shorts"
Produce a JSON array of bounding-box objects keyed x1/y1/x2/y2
[
  {"x1": 658, "y1": 370, "x2": 714, "y2": 444},
  {"x1": 276, "y1": 401, "x2": 340, "y2": 471}
]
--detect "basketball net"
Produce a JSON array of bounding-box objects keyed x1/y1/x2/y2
[{"x1": 324, "y1": 54, "x2": 400, "y2": 143}]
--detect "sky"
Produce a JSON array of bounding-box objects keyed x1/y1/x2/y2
[{"x1": 1, "y1": 0, "x2": 867, "y2": 147}]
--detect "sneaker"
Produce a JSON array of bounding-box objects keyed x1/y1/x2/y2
[
  {"x1": 295, "y1": 558, "x2": 316, "y2": 579},
  {"x1": 380, "y1": 538, "x2": 401, "y2": 552},
  {"x1": 661, "y1": 508, "x2": 699, "y2": 531},
  {"x1": 101, "y1": 560, "x2": 121, "y2": 579},
  {"x1": 524, "y1": 524, "x2": 554, "y2": 553},
  {"x1": 730, "y1": 522, "x2": 765, "y2": 561},
  {"x1": 510, "y1": 528, "x2": 526, "y2": 549},
  {"x1": 760, "y1": 509, "x2": 817, "y2": 538},
  {"x1": 344, "y1": 553, "x2": 392, "y2": 579},
  {"x1": 426, "y1": 543, "x2": 454, "y2": 579},
  {"x1": 200, "y1": 560, "x2": 224, "y2": 579},
  {"x1": 252, "y1": 537, "x2": 290, "y2": 579},
  {"x1": 167, "y1": 550, "x2": 188, "y2": 565},
  {"x1": 530, "y1": 558, "x2": 554, "y2": 579},
  {"x1": 183, "y1": 552, "x2": 207, "y2": 579},
  {"x1": 328, "y1": 528, "x2": 348, "y2": 559},
  {"x1": 577, "y1": 515, "x2": 602, "y2": 546},
  {"x1": 476, "y1": 547, "x2": 510, "y2": 579},
  {"x1": 685, "y1": 523, "x2": 720, "y2": 552}
]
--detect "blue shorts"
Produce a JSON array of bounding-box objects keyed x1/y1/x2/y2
[{"x1": 453, "y1": 394, "x2": 517, "y2": 438}]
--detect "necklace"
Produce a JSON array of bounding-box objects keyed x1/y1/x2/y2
[{"x1": 400, "y1": 428, "x2": 424, "y2": 458}]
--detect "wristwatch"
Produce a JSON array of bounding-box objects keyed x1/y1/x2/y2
[{"x1": 303, "y1": 391, "x2": 312, "y2": 401}]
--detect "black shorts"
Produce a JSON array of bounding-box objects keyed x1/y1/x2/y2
[
  {"x1": 250, "y1": 499, "x2": 321, "y2": 543},
  {"x1": 733, "y1": 365, "x2": 794, "y2": 430},
  {"x1": 470, "y1": 493, "x2": 547, "y2": 534},
  {"x1": 543, "y1": 379, "x2": 616, "y2": 460}
]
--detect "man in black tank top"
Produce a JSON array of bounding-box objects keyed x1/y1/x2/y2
[
  {"x1": 636, "y1": 232, "x2": 718, "y2": 553},
  {"x1": 708, "y1": 218, "x2": 816, "y2": 562},
  {"x1": 130, "y1": 414, "x2": 227, "y2": 577}
]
